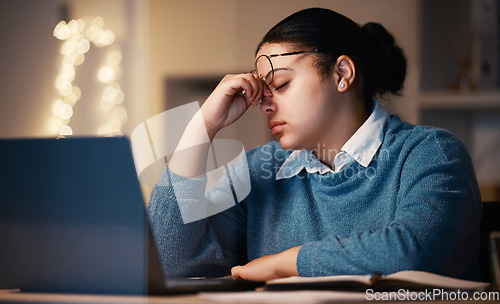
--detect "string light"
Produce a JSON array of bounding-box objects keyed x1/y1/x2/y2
[{"x1": 52, "y1": 17, "x2": 126, "y2": 137}]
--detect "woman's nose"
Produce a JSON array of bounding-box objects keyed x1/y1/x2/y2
[
  {"x1": 263, "y1": 85, "x2": 273, "y2": 97},
  {"x1": 259, "y1": 87, "x2": 274, "y2": 114}
]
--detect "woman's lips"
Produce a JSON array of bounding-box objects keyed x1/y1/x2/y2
[{"x1": 268, "y1": 120, "x2": 286, "y2": 137}]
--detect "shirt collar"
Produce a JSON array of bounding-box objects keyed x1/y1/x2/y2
[{"x1": 276, "y1": 100, "x2": 388, "y2": 180}]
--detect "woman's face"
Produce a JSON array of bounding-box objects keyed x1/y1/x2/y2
[{"x1": 256, "y1": 43, "x2": 342, "y2": 151}]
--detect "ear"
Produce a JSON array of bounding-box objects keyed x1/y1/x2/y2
[{"x1": 335, "y1": 55, "x2": 356, "y2": 93}]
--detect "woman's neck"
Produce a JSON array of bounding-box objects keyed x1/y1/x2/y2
[{"x1": 314, "y1": 98, "x2": 370, "y2": 169}]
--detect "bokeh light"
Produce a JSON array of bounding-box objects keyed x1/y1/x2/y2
[{"x1": 52, "y1": 16, "x2": 126, "y2": 137}]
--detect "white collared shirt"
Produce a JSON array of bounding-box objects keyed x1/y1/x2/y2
[{"x1": 275, "y1": 100, "x2": 388, "y2": 180}]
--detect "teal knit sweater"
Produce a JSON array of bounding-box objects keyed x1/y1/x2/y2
[{"x1": 147, "y1": 115, "x2": 482, "y2": 280}]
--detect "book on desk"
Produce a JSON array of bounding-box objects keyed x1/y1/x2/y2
[{"x1": 265, "y1": 270, "x2": 491, "y2": 292}]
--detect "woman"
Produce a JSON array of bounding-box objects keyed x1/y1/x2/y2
[{"x1": 148, "y1": 8, "x2": 481, "y2": 281}]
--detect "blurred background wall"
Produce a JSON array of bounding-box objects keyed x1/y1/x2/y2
[{"x1": 0, "y1": 0, "x2": 499, "y2": 200}]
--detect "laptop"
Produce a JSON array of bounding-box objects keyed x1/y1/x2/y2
[{"x1": 0, "y1": 137, "x2": 262, "y2": 295}]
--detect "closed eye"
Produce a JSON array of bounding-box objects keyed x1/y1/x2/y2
[{"x1": 275, "y1": 82, "x2": 288, "y2": 91}]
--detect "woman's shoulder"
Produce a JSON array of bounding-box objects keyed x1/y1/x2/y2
[{"x1": 385, "y1": 115, "x2": 471, "y2": 162}]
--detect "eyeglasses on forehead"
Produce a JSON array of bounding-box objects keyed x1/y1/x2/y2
[{"x1": 253, "y1": 50, "x2": 322, "y2": 86}]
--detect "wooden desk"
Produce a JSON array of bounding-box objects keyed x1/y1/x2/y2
[
  {"x1": 0, "y1": 291, "x2": 204, "y2": 304},
  {"x1": 1, "y1": 289, "x2": 500, "y2": 304}
]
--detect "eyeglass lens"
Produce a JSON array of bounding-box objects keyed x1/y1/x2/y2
[{"x1": 255, "y1": 55, "x2": 274, "y2": 86}]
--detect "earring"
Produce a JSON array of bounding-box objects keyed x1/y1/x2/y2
[{"x1": 338, "y1": 82, "x2": 346, "y2": 89}]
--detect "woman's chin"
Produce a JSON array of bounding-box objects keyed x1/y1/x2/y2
[{"x1": 278, "y1": 136, "x2": 298, "y2": 151}]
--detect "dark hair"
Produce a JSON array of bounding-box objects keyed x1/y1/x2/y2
[{"x1": 256, "y1": 8, "x2": 407, "y2": 104}]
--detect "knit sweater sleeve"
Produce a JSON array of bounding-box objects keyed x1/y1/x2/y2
[
  {"x1": 296, "y1": 128, "x2": 481, "y2": 279},
  {"x1": 147, "y1": 165, "x2": 248, "y2": 278}
]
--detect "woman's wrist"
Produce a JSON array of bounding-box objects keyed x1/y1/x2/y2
[
  {"x1": 276, "y1": 246, "x2": 301, "y2": 277},
  {"x1": 205, "y1": 124, "x2": 219, "y2": 142},
  {"x1": 199, "y1": 105, "x2": 220, "y2": 142}
]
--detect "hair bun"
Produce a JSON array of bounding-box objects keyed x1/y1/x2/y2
[{"x1": 361, "y1": 22, "x2": 407, "y2": 97}]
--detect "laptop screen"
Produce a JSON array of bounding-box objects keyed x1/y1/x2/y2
[{"x1": 0, "y1": 137, "x2": 153, "y2": 294}]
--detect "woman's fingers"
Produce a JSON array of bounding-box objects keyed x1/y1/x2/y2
[
  {"x1": 247, "y1": 72, "x2": 265, "y2": 106},
  {"x1": 238, "y1": 76, "x2": 256, "y2": 106},
  {"x1": 224, "y1": 72, "x2": 264, "y2": 106}
]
